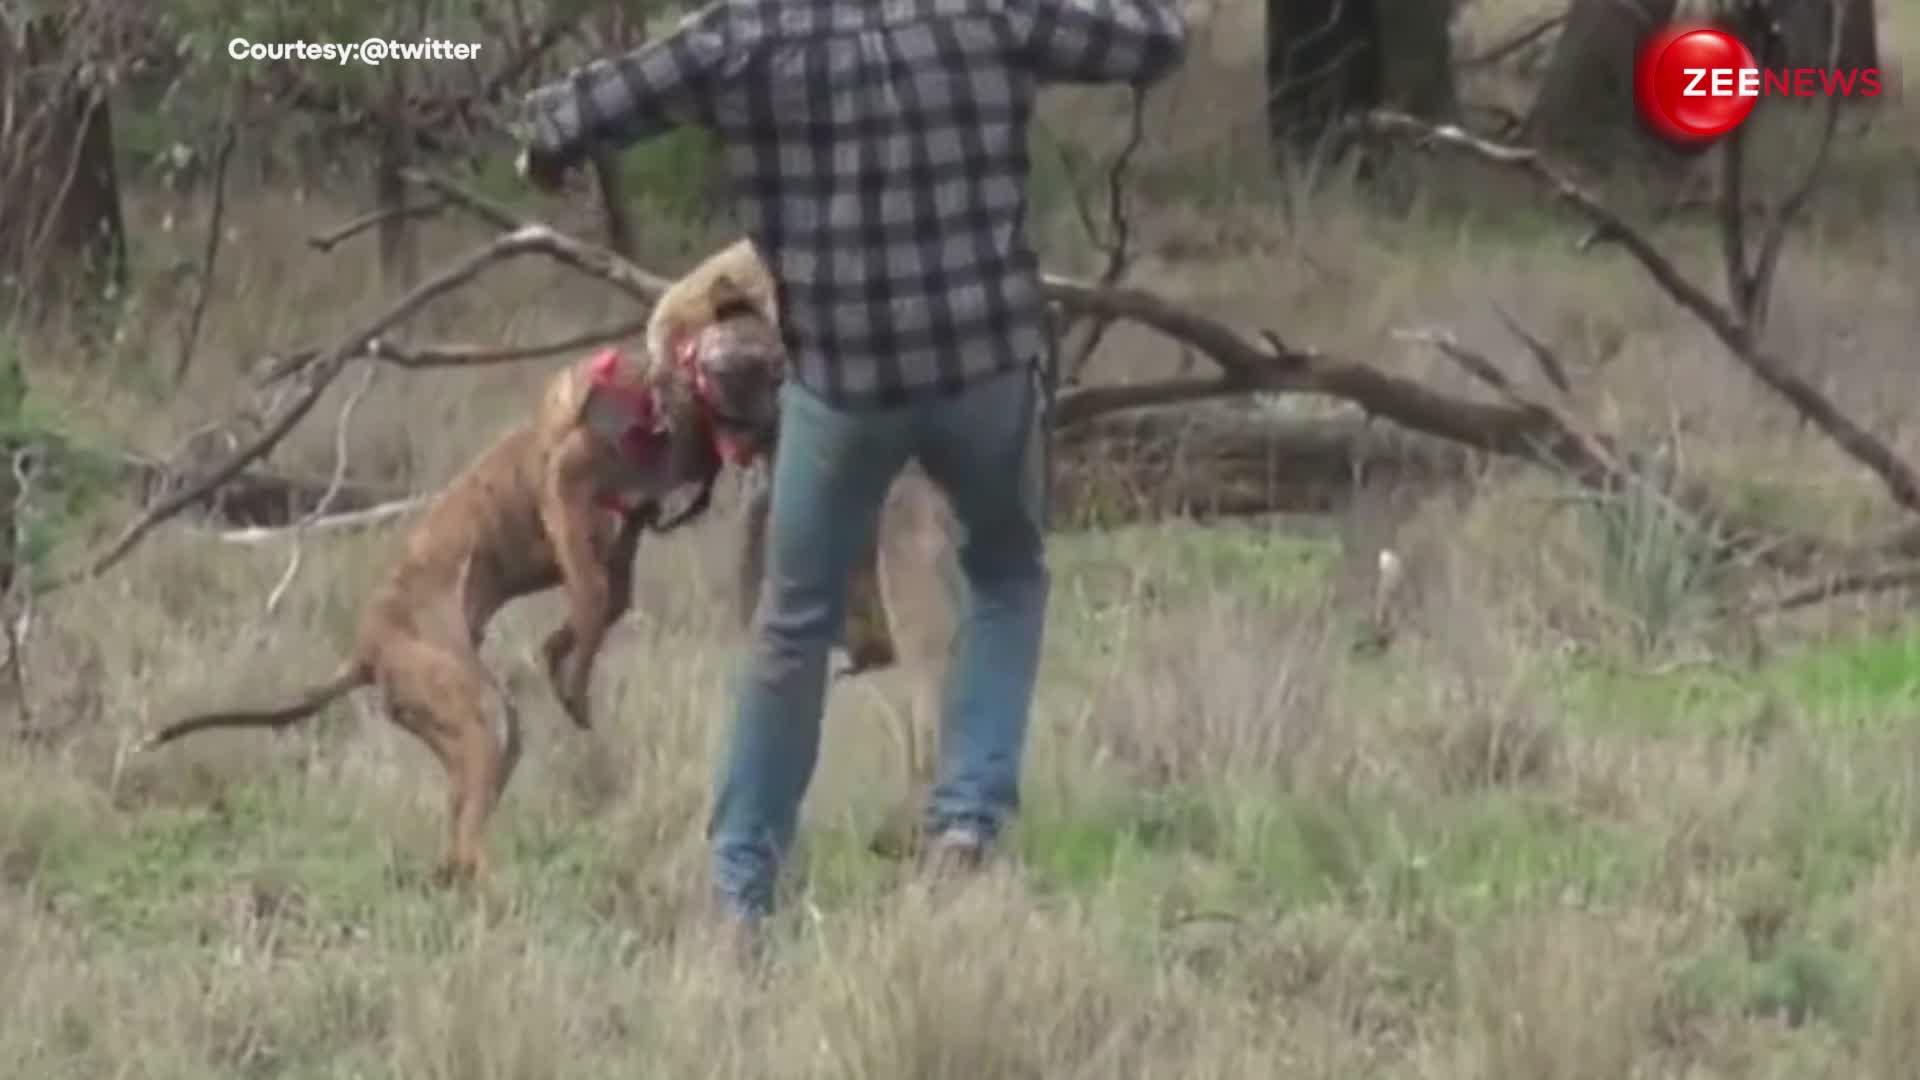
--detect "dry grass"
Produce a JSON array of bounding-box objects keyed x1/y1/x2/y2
[{"x1": 3, "y1": 0, "x2": 1920, "y2": 1074}]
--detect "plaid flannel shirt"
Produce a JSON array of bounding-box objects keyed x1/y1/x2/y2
[{"x1": 520, "y1": 0, "x2": 1187, "y2": 408}]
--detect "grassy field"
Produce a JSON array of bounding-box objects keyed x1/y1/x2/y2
[{"x1": 5, "y1": 0, "x2": 1920, "y2": 1075}]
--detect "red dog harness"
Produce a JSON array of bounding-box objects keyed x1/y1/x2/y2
[
  {"x1": 583, "y1": 347, "x2": 669, "y2": 514},
  {"x1": 580, "y1": 338, "x2": 762, "y2": 516}
]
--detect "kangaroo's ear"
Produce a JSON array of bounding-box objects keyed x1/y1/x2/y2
[{"x1": 707, "y1": 273, "x2": 754, "y2": 320}]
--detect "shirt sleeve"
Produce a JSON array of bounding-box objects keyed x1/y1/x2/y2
[
  {"x1": 520, "y1": 2, "x2": 738, "y2": 168},
  {"x1": 1001, "y1": 0, "x2": 1189, "y2": 86}
]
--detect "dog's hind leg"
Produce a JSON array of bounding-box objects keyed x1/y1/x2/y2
[{"x1": 382, "y1": 641, "x2": 511, "y2": 886}]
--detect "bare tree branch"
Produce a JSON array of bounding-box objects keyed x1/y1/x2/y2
[
  {"x1": 1745, "y1": 7, "x2": 1849, "y2": 333},
  {"x1": 308, "y1": 198, "x2": 449, "y2": 253},
  {"x1": 263, "y1": 360, "x2": 378, "y2": 617},
  {"x1": 254, "y1": 317, "x2": 652, "y2": 384},
  {"x1": 362, "y1": 319, "x2": 654, "y2": 369},
  {"x1": 172, "y1": 120, "x2": 237, "y2": 385},
  {"x1": 1357, "y1": 110, "x2": 1920, "y2": 518},
  {"x1": 36, "y1": 224, "x2": 609, "y2": 593},
  {"x1": 1060, "y1": 87, "x2": 1149, "y2": 386},
  {"x1": 398, "y1": 167, "x2": 673, "y2": 300},
  {"x1": 1491, "y1": 302, "x2": 1573, "y2": 397}
]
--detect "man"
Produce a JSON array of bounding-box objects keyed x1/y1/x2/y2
[{"x1": 516, "y1": 0, "x2": 1188, "y2": 931}]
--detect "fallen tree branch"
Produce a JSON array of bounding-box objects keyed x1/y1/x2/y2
[
  {"x1": 1750, "y1": 565, "x2": 1920, "y2": 616},
  {"x1": 1357, "y1": 110, "x2": 1920, "y2": 519},
  {"x1": 1054, "y1": 407, "x2": 1475, "y2": 522}
]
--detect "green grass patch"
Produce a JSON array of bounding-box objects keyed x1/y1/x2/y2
[
  {"x1": 1011, "y1": 782, "x2": 1653, "y2": 929},
  {"x1": 1559, "y1": 620, "x2": 1920, "y2": 739}
]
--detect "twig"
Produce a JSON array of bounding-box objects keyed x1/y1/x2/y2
[
  {"x1": 173, "y1": 121, "x2": 238, "y2": 385},
  {"x1": 263, "y1": 360, "x2": 378, "y2": 617},
  {"x1": 1490, "y1": 302, "x2": 1573, "y2": 397},
  {"x1": 308, "y1": 198, "x2": 449, "y2": 253},
  {"x1": 213, "y1": 495, "x2": 432, "y2": 544},
  {"x1": 1062, "y1": 87, "x2": 1150, "y2": 386}
]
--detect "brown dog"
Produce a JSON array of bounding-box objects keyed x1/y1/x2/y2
[{"x1": 138, "y1": 248, "x2": 788, "y2": 886}]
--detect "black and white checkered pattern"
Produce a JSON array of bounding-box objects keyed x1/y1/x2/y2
[{"x1": 521, "y1": 0, "x2": 1187, "y2": 407}]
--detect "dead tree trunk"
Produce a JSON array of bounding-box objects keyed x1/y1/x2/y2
[
  {"x1": 1266, "y1": 0, "x2": 1454, "y2": 164},
  {"x1": 1266, "y1": 0, "x2": 1381, "y2": 160},
  {"x1": 1377, "y1": 0, "x2": 1456, "y2": 121},
  {"x1": 0, "y1": 14, "x2": 129, "y2": 311},
  {"x1": 1525, "y1": 0, "x2": 1677, "y2": 167},
  {"x1": 375, "y1": 64, "x2": 419, "y2": 290},
  {"x1": 1767, "y1": 0, "x2": 1876, "y2": 70}
]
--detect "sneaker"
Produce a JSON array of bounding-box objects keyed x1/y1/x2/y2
[
  {"x1": 705, "y1": 896, "x2": 769, "y2": 973},
  {"x1": 725, "y1": 912, "x2": 767, "y2": 973}
]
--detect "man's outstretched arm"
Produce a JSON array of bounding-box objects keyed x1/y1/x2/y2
[
  {"x1": 1002, "y1": 0, "x2": 1189, "y2": 86},
  {"x1": 518, "y1": 2, "x2": 738, "y2": 184}
]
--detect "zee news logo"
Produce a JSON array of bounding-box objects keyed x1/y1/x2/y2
[
  {"x1": 1635, "y1": 24, "x2": 1885, "y2": 146},
  {"x1": 1678, "y1": 65, "x2": 1880, "y2": 99}
]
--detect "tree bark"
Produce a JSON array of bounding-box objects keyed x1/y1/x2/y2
[
  {"x1": 1266, "y1": 0, "x2": 1455, "y2": 162},
  {"x1": 1376, "y1": 0, "x2": 1456, "y2": 121},
  {"x1": 0, "y1": 15, "x2": 128, "y2": 309},
  {"x1": 1266, "y1": 0, "x2": 1382, "y2": 159},
  {"x1": 1768, "y1": 0, "x2": 1876, "y2": 70},
  {"x1": 1525, "y1": 0, "x2": 1678, "y2": 167}
]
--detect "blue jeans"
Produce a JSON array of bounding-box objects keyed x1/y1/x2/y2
[{"x1": 709, "y1": 365, "x2": 1051, "y2": 917}]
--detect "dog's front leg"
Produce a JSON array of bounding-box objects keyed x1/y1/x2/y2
[
  {"x1": 541, "y1": 437, "x2": 620, "y2": 730},
  {"x1": 541, "y1": 499, "x2": 652, "y2": 690}
]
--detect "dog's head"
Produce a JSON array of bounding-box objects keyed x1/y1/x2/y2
[
  {"x1": 680, "y1": 301, "x2": 787, "y2": 465},
  {"x1": 648, "y1": 240, "x2": 787, "y2": 466}
]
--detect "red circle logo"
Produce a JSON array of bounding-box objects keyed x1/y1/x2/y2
[{"x1": 1635, "y1": 25, "x2": 1759, "y2": 146}]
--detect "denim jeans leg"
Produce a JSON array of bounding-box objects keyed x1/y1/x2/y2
[
  {"x1": 911, "y1": 366, "x2": 1051, "y2": 843},
  {"x1": 708, "y1": 381, "x2": 912, "y2": 917}
]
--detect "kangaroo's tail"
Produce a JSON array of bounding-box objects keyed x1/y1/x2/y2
[{"x1": 139, "y1": 660, "x2": 368, "y2": 752}]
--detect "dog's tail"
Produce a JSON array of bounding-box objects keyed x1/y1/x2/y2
[{"x1": 138, "y1": 660, "x2": 369, "y2": 752}]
